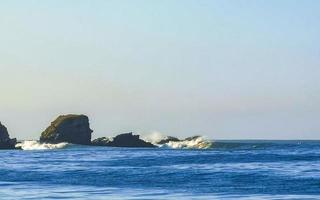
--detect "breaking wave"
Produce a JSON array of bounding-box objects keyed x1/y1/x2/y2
[
  {"x1": 16, "y1": 140, "x2": 69, "y2": 150},
  {"x1": 141, "y1": 132, "x2": 213, "y2": 149},
  {"x1": 141, "y1": 131, "x2": 166, "y2": 144},
  {"x1": 158, "y1": 136, "x2": 213, "y2": 149}
]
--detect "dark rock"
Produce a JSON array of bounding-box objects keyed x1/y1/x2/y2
[
  {"x1": 157, "y1": 136, "x2": 180, "y2": 144},
  {"x1": 92, "y1": 132, "x2": 155, "y2": 147},
  {"x1": 40, "y1": 114, "x2": 93, "y2": 145},
  {"x1": 0, "y1": 122, "x2": 17, "y2": 149},
  {"x1": 184, "y1": 135, "x2": 202, "y2": 141},
  {"x1": 110, "y1": 132, "x2": 155, "y2": 147}
]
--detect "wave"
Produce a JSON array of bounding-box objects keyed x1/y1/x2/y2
[
  {"x1": 15, "y1": 140, "x2": 69, "y2": 150},
  {"x1": 141, "y1": 132, "x2": 213, "y2": 149},
  {"x1": 158, "y1": 136, "x2": 213, "y2": 149},
  {"x1": 141, "y1": 131, "x2": 166, "y2": 144}
]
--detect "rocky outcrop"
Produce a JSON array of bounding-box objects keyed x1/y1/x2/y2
[
  {"x1": 0, "y1": 122, "x2": 17, "y2": 149},
  {"x1": 157, "y1": 136, "x2": 180, "y2": 144},
  {"x1": 40, "y1": 114, "x2": 93, "y2": 145},
  {"x1": 92, "y1": 132, "x2": 155, "y2": 147},
  {"x1": 184, "y1": 135, "x2": 202, "y2": 141}
]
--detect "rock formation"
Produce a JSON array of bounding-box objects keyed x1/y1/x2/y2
[
  {"x1": 40, "y1": 114, "x2": 93, "y2": 145},
  {"x1": 92, "y1": 132, "x2": 155, "y2": 147},
  {"x1": 157, "y1": 136, "x2": 180, "y2": 144},
  {"x1": 0, "y1": 122, "x2": 17, "y2": 149}
]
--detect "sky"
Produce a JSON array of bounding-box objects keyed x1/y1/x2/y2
[{"x1": 0, "y1": 0, "x2": 319, "y2": 140}]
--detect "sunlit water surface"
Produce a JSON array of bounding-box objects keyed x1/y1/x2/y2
[{"x1": 1, "y1": 140, "x2": 320, "y2": 199}]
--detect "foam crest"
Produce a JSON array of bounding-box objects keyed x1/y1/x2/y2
[
  {"x1": 160, "y1": 136, "x2": 213, "y2": 149},
  {"x1": 141, "y1": 131, "x2": 166, "y2": 144},
  {"x1": 16, "y1": 140, "x2": 69, "y2": 150}
]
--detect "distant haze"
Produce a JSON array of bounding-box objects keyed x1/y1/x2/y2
[{"x1": 0, "y1": 0, "x2": 319, "y2": 140}]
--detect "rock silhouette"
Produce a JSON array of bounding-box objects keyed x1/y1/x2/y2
[
  {"x1": 40, "y1": 114, "x2": 93, "y2": 145},
  {"x1": 92, "y1": 132, "x2": 155, "y2": 147},
  {"x1": 0, "y1": 122, "x2": 17, "y2": 149},
  {"x1": 157, "y1": 136, "x2": 180, "y2": 144}
]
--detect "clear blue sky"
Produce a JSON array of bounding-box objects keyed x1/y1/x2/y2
[{"x1": 0, "y1": 0, "x2": 319, "y2": 140}]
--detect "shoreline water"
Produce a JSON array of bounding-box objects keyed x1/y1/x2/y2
[{"x1": 1, "y1": 140, "x2": 320, "y2": 199}]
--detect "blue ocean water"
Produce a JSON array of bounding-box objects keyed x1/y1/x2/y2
[{"x1": 1, "y1": 140, "x2": 320, "y2": 199}]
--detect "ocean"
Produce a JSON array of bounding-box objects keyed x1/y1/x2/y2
[{"x1": 0, "y1": 140, "x2": 320, "y2": 199}]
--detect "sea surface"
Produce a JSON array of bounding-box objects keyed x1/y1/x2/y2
[{"x1": 1, "y1": 140, "x2": 320, "y2": 199}]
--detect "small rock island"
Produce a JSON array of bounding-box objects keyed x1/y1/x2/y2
[
  {"x1": 0, "y1": 122, "x2": 17, "y2": 149},
  {"x1": 92, "y1": 132, "x2": 155, "y2": 147},
  {"x1": 40, "y1": 114, "x2": 93, "y2": 145}
]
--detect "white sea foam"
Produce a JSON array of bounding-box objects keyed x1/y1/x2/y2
[
  {"x1": 141, "y1": 131, "x2": 166, "y2": 144},
  {"x1": 15, "y1": 140, "x2": 69, "y2": 150},
  {"x1": 141, "y1": 131, "x2": 213, "y2": 149},
  {"x1": 159, "y1": 136, "x2": 213, "y2": 149}
]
